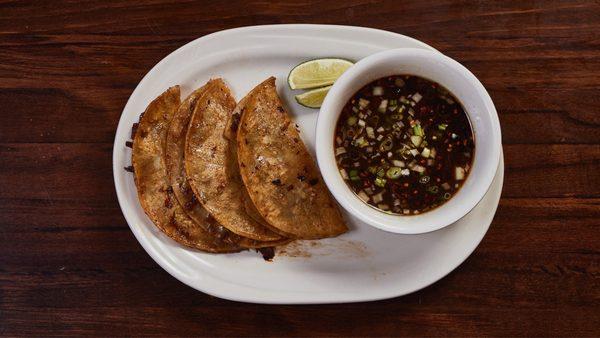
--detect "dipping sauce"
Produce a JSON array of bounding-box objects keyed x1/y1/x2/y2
[{"x1": 334, "y1": 75, "x2": 474, "y2": 215}]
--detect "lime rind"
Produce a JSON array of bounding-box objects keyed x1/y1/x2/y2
[
  {"x1": 294, "y1": 85, "x2": 333, "y2": 109},
  {"x1": 288, "y1": 58, "x2": 354, "y2": 90}
]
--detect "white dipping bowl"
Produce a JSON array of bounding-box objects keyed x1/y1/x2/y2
[{"x1": 316, "y1": 48, "x2": 502, "y2": 234}]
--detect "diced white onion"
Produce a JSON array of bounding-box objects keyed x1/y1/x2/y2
[
  {"x1": 366, "y1": 126, "x2": 375, "y2": 139},
  {"x1": 378, "y1": 99, "x2": 388, "y2": 112},
  {"x1": 392, "y1": 160, "x2": 405, "y2": 167},
  {"x1": 357, "y1": 190, "x2": 369, "y2": 202},
  {"x1": 455, "y1": 167, "x2": 465, "y2": 180},
  {"x1": 377, "y1": 204, "x2": 389, "y2": 211},
  {"x1": 339, "y1": 168, "x2": 349, "y2": 180},
  {"x1": 430, "y1": 148, "x2": 437, "y2": 158},
  {"x1": 412, "y1": 92, "x2": 422, "y2": 103},
  {"x1": 372, "y1": 86, "x2": 383, "y2": 96},
  {"x1": 412, "y1": 165, "x2": 426, "y2": 173},
  {"x1": 421, "y1": 147, "x2": 430, "y2": 158},
  {"x1": 358, "y1": 119, "x2": 366, "y2": 127},
  {"x1": 358, "y1": 98, "x2": 370, "y2": 109},
  {"x1": 377, "y1": 126, "x2": 385, "y2": 133},
  {"x1": 372, "y1": 192, "x2": 384, "y2": 203},
  {"x1": 401, "y1": 168, "x2": 410, "y2": 176},
  {"x1": 377, "y1": 135, "x2": 384, "y2": 141},
  {"x1": 335, "y1": 147, "x2": 347, "y2": 156},
  {"x1": 410, "y1": 149, "x2": 419, "y2": 156},
  {"x1": 411, "y1": 135, "x2": 422, "y2": 147}
]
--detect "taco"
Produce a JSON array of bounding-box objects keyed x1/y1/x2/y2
[
  {"x1": 236, "y1": 77, "x2": 348, "y2": 239},
  {"x1": 132, "y1": 86, "x2": 242, "y2": 253},
  {"x1": 184, "y1": 79, "x2": 284, "y2": 242},
  {"x1": 166, "y1": 82, "x2": 286, "y2": 248}
]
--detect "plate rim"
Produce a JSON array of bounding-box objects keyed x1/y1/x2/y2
[{"x1": 112, "y1": 24, "x2": 503, "y2": 304}]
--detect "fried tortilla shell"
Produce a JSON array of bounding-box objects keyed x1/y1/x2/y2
[
  {"x1": 184, "y1": 79, "x2": 284, "y2": 242},
  {"x1": 236, "y1": 77, "x2": 348, "y2": 239},
  {"x1": 166, "y1": 82, "x2": 286, "y2": 248},
  {"x1": 132, "y1": 86, "x2": 242, "y2": 253}
]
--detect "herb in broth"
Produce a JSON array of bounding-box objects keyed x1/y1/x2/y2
[{"x1": 334, "y1": 75, "x2": 474, "y2": 215}]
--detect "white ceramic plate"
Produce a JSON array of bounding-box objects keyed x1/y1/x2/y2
[{"x1": 113, "y1": 24, "x2": 504, "y2": 304}]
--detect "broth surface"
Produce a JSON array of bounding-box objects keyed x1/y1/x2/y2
[{"x1": 334, "y1": 75, "x2": 474, "y2": 215}]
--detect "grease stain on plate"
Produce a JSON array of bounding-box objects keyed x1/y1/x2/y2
[{"x1": 277, "y1": 238, "x2": 369, "y2": 259}]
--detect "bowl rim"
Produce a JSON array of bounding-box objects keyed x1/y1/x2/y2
[{"x1": 316, "y1": 48, "x2": 502, "y2": 234}]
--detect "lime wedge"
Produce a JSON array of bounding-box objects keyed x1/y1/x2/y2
[
  {"x1": 295, "y1": 85, "x2": 332, "y2": 108},
  {"x1": 288, "y1": 58, "x2": 353, "y2": 90}
]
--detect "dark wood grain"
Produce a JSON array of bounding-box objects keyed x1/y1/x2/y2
[{"x1": 1, "y1": 0, "x2": 599, "y2": 336}]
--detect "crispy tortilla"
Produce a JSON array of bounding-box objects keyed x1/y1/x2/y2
[
  {"x1": 166, "y1": 82, "x2": 286, "y2": 248},
  {"x1": 132, "y1": 86, "x2": 242, "y2": 253},
  {"x1": 184, "y1": 79, "x2": 284, "y2": 242},
  {"x1": 236, "y1": 77, "x2": 348, "y2": 239}
]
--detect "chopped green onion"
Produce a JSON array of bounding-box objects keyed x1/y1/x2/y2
[
  {"x1": 419, "y1": 176, "x2": 430, "y2": 184},
  {"x1": 349, "y1": 169, "x2": 360, "y2": 181},
  {"x1": 376, "y1": 168, "x2": 386, "y2": 178},
  {"x1": 443, "y1": 192, "x2": 452, "y2": 200},
  {"x1": 379, "y1": 137, "x2": 393, "y2": 151},
  {"x1": 347, "y1": 116, "x2": 357, "y2": 126},
  {"x1": 368, "y1": 166, "x2": 377, "y2": 174},
  {"x1": 374, "y1": 177, "x2": 387, "y2": 187},
  {"x1": 386, "y1": 167, "x2": 403, "y2": 179},
  {"x1": 427, "y1": 185, "x2": 439, "y2": 194},
  {"x1": 413, "y1": 124, "x2": 423, "y2": 136},
  {"x1": 438, "y1": 123, "x2": 448, "y2": 130}
]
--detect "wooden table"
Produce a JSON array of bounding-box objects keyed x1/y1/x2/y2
[{"x1": 1, "y1": 1, "x2": 598, "y2": 336}]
